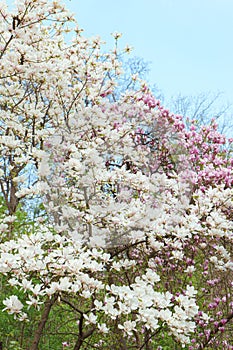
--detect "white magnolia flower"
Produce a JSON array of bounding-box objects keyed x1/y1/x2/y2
[
  {"x1": 84, "y1": 312, "x2": 97, "y2": 324},
  {"x1": 3, "y1": 295, "x2": 24, "y2": 314},
  {"x1": 185, "y1": 285, "x2": 197, "y2": 298},
  {"x1": 118, "y1": 320, "x2": 137, "y2": 336},
  {"x1": 98, "y1": 323, "x2": 109, "y2": 333},
  {"x1": 26, "y1": 295, "x2": 43, "y2": 310},
  {"x1": 58, "y1": 277, "x2": 71, "y2": 291}
]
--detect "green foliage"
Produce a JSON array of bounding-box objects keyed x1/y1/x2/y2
[
  {"x1": 7, "y1": 341, "x2": 23, "y2": 350},
  {"x1": 0, "y1": 196, "x2": 29, "y2": 240}
]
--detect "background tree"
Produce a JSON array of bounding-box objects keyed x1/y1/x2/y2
[
  {"x1": 168, "y1": 91, "x2": 233, "y2": 137},
  {"x1": 119, "y1": 56, "x2": 233, "y2": 137}
]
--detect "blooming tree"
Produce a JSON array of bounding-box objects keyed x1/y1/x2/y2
[{"x1": 0, "y1": 1, "x2": 233, "y2": 349}]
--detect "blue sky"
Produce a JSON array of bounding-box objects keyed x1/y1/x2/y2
[{"x1": 66, "y1": 0, "x2": 233, "y2": 106}]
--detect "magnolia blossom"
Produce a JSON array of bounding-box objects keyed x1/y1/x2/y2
[
  {"x1": 118, "y1": 320, "x2": 137, "y2": 336},
  {"x1": 3, "y1": 295, "x2": 23, "y2": 315}
]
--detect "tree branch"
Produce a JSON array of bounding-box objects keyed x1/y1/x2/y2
[{"x1": 30, "y1": 296, "x2": 57, "y2": 350}]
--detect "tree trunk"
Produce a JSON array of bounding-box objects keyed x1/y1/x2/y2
[{"x1": 30, "y1": 296, "x2": 56, "y2": 350}]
